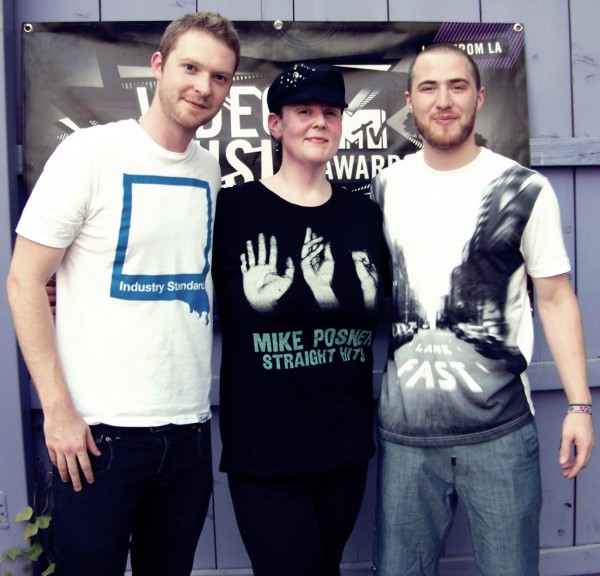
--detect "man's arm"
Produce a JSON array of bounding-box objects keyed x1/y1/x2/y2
[
  {"x1": 532, "y1": 273, "x2": 595, "y2": 479},
  {"x1": 6, "y1": 235, "x2": 100, "y2": 491}
]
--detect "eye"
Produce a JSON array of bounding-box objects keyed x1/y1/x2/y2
[
  {"x1": 184, "y1": 63, "x2": 195, "y2": 72},
  {"x1": 213, "y1": 73, "x2": 229, "y2": 84}
]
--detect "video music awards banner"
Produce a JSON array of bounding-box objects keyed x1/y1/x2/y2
[{"x1": 22, "y1": 20, "x2": 529, "y2": 194}]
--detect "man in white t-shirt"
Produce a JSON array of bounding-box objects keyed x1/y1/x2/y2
[
  {"x1": 371, "y1": 44, "x2": 594, "y2": 576},
  {"x1": 6, "y1": 13, "x2": 239, "y2": 576}
]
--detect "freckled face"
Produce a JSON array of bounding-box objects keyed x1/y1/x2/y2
[
  {"x1": 269, "y1": 102, "x2": 343, "y2": 166},
  {"x1": 406, "y1": 51, "x2": 484, "y2": 151},
  {"x1": 152, "y1": 29, "x2": 236, "y2": 134}
]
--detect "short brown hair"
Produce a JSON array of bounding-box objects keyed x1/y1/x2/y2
[
  {"x1": 159, "y1": 12, "x2": 241, "y2": 71},
  {"x1": 407, "y1": 43, "x2": 481, "y2": 94}
]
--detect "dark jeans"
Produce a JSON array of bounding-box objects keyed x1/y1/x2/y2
[
  {"x1": 228, "y1": 460, "x2": 369, "y2": 576},
  {"x1": 50, "y1": 421, "x2": 213, "y2": 576}
]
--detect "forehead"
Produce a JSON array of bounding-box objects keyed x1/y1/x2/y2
[
  {"x1": 412, "y1": 51, "x2": 476, "y2": 84},
  {"x1": 168, "y1": 29, "x2": 236, "y2": 70}
]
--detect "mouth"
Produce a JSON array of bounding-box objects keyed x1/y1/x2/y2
[
  {"x1": 185, "y1": 99, "x2": 208, "y2": 111},
  {"x1": 433, "y1": 115, "x2": 458, "y2": 125}
]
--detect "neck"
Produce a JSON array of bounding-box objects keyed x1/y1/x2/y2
[
  {"x1": 262, "y1": 164, "x2": 332, "y2": 207},
  {"x1": 422, "y1": 138, "x2": 480, "y2": 171},
  {"x1": 137, "y1": 108, "x2": 195, "y2": 153}
]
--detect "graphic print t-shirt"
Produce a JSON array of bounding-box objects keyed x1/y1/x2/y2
[
  {"x1": 371, "y1": 148, "x2": 570, "y2": 447},
  {"x1": 213, "y1": 182, "x2": 388, "y2": 477}
]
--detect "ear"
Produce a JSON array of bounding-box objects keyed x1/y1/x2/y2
[
  {"x1": 150, "y1": 51, "x2": 163, "y2": 82},
  {"x1": 476, "y1": 86, "x2": 485, "y2": 111},
  {"x1": 404, "y1": 90, "x2": 413, "y2": 111},
  {"x1": 267, "y1": 112, "x2": 283, "y2": 141}
]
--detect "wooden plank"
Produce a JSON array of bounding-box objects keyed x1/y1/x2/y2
[
  {"x1": 261, "y1": 0, "x2": 294, "y2": 21},
  {"x1": 101, "y1": 0, "x2": 194, "y2": 21},
  {"x1": 575, "y1": 387, "x2": 600, "y2": 546},
  {"x1": 534, "y1": 392, "x2": 577, "y2": 548},
  {"x1": 481, "y1": 0, "x2": 572, "y2": 139},
  {"x1": 294, "y1": 0, "x2": 388, "y2": 21},
  {"x1": 16, "y1": 0, "x2": 99, "y2": 22},
  {"x1": 196, "y1": 0, "x2": 266, "y2": 20},
  {"x1": 571, "y1": 0, "x2": 600, "y2": 138},
  {"x1": 575, "y1": 169, "x2": 600, "y2": 358},
  {"x1": 530, "y1": 138, "x2": 600, "y2": 167},
  {"x1": 389, "y1": 0, "x2": 480, "y2": 21}
]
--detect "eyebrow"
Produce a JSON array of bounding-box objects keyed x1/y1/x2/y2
[{"x1": 417, "y1": 77, "x2": 470, "y2": 88}]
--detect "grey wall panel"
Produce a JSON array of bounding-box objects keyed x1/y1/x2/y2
[
  {"x1": 0, "y1": 0, "x2": 33, "y2": 561},
  {"x1": 575, "y1": 387, "x2": 600, "y2": 545},
  {"x1": 294, "y1": 0, "x2": 388, "y2": 21},
  {"x1": 4, "y1": 2, "x2": 600, "y2": 574},
  {"x1": 571, "y1": 0, "x2": 600, "y2": 138},
  {"x1": 575, "y1": 168, "x2": 600, "y2": 359},
  {"x1": 534, "y1": 391, "x2": 577, "y2": 548},
  {"x1": 197, "y1": 0, "x2": 267, "y2": 21},
  {"x1": 481, "y1": 0, "x2": 572, "y2": 139},
  {"x1": 389, "y1": 0, "x2": 480, "y2": 22},
  {"x1": 16, "y1": 0, "x2": 99, "y2": 22},
  {"x1": 101, "y1": 0, "x2": 195, "y2": 22},
  {"x1": 260, "y1": 0, "x2": 294, "y2": 22}
]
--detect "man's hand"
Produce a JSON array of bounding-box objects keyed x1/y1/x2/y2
[
  {"x1": 559, "y1": 412, "x2": 595, "y2": 479},
  {"x1": 44, "y1": 404, "x2": 101, "y2": 492}
]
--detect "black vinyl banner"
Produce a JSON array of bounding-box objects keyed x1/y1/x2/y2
[{"x1": 22, "y1": 20, "x2": 529, "y2": 194}]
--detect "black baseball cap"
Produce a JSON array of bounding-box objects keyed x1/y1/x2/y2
[{"x1": 266, "y1": 63, "x2": 348, "y2": 112}]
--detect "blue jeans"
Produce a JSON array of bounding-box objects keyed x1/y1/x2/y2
[
  {"x1": 50, "y1": 421, "x2": 213, "y2": 576},
  {"x1": 374, "y1": 422, "x2": 542, "y2": 576},
  {"x1": 228, "y1": 461, "x2": 369, "y2": 576}
]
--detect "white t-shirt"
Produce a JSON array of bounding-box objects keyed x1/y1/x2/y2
[
  {"x1": 371, "y1": 147, "x2": 570, "y2": 446},
  {"x1": 17, "y1": 119, "x2": 220, "y2": 426}
]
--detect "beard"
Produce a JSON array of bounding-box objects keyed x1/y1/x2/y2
[
  {"x1": 157, "y1": 83, "x2": 214, "y2": 132},
  {"x1": 413, "y1": 107, "x2": 477, "y2": 150}
]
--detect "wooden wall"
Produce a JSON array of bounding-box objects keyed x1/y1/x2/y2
[{"x1": 1, "y1": 1, "x2": 599, "y2": 574}]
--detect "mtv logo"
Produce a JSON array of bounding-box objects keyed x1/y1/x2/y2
[{"x1": 340, "y1": 109, "x2": 387, "y2": 151}]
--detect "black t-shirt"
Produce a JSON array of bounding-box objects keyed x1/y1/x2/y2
[{"x1": 213, "y1": 181, "x2": 388, "y2": 477}]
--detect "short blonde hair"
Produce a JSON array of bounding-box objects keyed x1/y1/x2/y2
[{"x1": 159, "y1": 12, "x2": 240, "y2": 71}]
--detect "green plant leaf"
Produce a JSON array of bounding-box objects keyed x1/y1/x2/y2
[
  {"x1": 42, "y1": 563, "x2": 56, "y2": 576},
  {"x1": 15, "y1": 506, "x2": 34, "y2": 523},
  {"x1": 1, "y1": 547, "x2": 25, "y2": 560},
  {"x1": 36, "y1": 515, "x2": 52, "y2": 530},
  {"x1": 23, "y1": 522, "x2": 39, "y2": 540},
  {"x1": 26, "y1": 541, "x2": 44, "y2": 561}
]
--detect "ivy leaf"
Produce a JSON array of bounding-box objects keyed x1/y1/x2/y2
[
  {"x1": 2, "y1": 547, "x2": 25, "y2": 560},
  {"x1": 26, "y1": 541, "x2": 44, "y2": 561},
  {"x1": 15, "y1": 506, "x2": 34, "y2": 523},
  {"x1": 37, "y1": 516, "x2": 52, "y2": 530},
  {"x1": 42, "y1": 563, "x2": 56, "y2": 576},
  {"x1": 23, "y1": 521, "x2": 39, "y2": 540}
]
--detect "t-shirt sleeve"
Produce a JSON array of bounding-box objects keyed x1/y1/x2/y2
[
  {"x1": 521, "y1": 177, "x2": 571, "y2": 278},
  {"x1": 16, "y1": 133, "x2": 90, "y2": 248}
]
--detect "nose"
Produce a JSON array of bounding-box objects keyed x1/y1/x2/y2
[
  {"x1": 312, "y1": 111, "x2": 327, "y2": 127},
  {"x1": 436, "y1": 86, "x2": 452, "y2": 108},
  {"x1": 193, "y1": 73, "x2": 212, "y2": 96}
]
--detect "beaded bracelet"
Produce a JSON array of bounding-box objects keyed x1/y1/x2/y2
[{"x1": 567, "y1": 404, "x2": 593, "y2": 415}]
